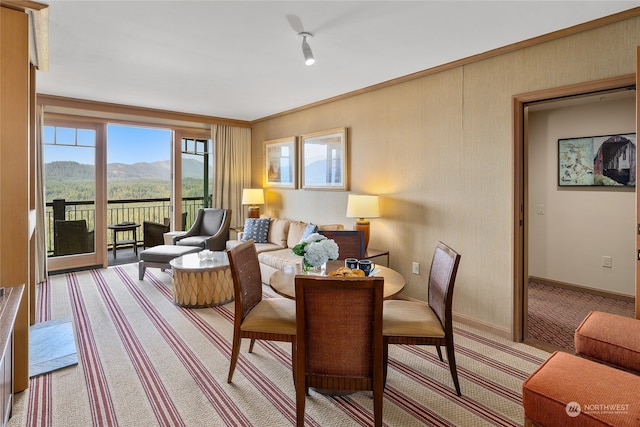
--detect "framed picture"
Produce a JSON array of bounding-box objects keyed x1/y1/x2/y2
[
  {"x1": 300, "y1": 127, "x2": 348, "y2": 190},
  {"x1": 264, "y1": 136, "x2": 297, "y2": 188},
  {"x1": 558, "y1": 133, "x2": 636, "y2": 187}
]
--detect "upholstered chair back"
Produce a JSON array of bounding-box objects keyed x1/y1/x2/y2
[{"x1": 200, "y1": 209, "x2": 227, "y2": 235}]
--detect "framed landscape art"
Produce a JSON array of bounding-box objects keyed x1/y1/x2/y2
[
  {"x1": 264, "y1": 136, "x2": 297, "y2": 188},
  {"x1": 300, "y1": 128, "x2": 348, "y2": 190},
  {"x1": 558, "y1": 133, "x2": 636, "y2": 187}
]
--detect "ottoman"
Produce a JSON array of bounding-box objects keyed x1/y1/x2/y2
[
  {"x1": 575, "y1": 311, "x2": 640, "y2": 373},
  {"x1": 138, "y1": 244, "x2": 201, "y2": 280},
  {"x1": 523, "y1": 351, "x2": 640, "y2": 427}
]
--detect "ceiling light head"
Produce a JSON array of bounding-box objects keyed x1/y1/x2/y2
[{"x1": 298, "y1": 32, "x2": 315, "y2": 66}]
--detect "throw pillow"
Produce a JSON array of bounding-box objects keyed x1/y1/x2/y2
[
  {"x1": 301, "y1": 223, "x2": 319, "y2": 240},
  {"x1": 241, "y1": 218, "x2": 271, "y2": 243}
]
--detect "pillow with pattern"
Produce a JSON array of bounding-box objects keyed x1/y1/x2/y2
[
  {"x1": 241, "y1": 218, "x2": 271, "y2": 243},
  {"x1": 301, "y1": 223, "x2": 319, "y2": 240}
]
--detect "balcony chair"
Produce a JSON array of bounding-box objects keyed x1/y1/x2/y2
[
  {"x1": 226, "y1": 239, "x2": 296, "y2": 383},
  {"x1": 382, "y1": 241, "x2": 462, "y2": 395},
  {"x1": 173, "y1": 208, "x2": 231, "y2": 251},
  {"x1": 143, "y1": 212, "x2": 188, "y2": 249},
  {"x1": 318, "y1": 230, "x2": 365, "y2": 259},
  {"x1": 54, "y1": 219, "x2": 94, "y2": 256},
  {"x1": 294, "y1": 274, "x2": 384, "y2": 427}
]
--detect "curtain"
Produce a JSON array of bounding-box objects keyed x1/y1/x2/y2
[
  {"x1": 212, "y1": 124, "x2": 251, "y2": 228},
  {"x1": 34, "y1": 105, "x2": 48, "y2": 283}
]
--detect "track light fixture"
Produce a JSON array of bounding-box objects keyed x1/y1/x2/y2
[{"x1": 298, "y1": 32, "x2": 315, "y2": 66}]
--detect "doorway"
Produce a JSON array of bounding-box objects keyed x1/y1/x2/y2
[{"x1": 512, "y1": 74, "x2": 637, "y2": 342}]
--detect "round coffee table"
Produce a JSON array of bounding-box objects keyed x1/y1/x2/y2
[{"x1": 169, "y1": 252, "x2": 234, "y2": 307}]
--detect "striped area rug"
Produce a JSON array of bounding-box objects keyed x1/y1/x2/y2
[{"x1": 11, "y1": 263, "x2": 550, "y2": 427}]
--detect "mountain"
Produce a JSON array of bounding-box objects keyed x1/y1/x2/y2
[{"x1": 45, "y1": 159, "x2": 211, "y2": 181}]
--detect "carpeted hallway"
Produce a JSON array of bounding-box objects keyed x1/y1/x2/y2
[{"x1": 527, "y1": 280, "x2": 635, "y2": 353}]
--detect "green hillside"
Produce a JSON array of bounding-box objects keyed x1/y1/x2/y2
[{"x1": 45, "y1": 161, "x2": 211, "y2": 202}]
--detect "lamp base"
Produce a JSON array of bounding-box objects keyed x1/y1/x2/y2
[
  {"x1": 247, "y1": 206, "x2": 260, "y2": 219},
  {"x1": 353, "y1": 219, "x2": 370, "y2": 251}
]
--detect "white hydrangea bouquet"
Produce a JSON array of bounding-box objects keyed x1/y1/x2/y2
[{"x1": 292, "y1": 232, "x2": 339, "y2": 273}]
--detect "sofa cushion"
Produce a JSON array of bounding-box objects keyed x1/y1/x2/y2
[
  {"x1": 241, "y1": 218, "x2": 271, "y2": 243},
  {"x1": 258, "y1": 248, "x2": 302, "y2": 271},
  {"x1": 226, "y1": 239, "x2": 282, "y2": 254},
  {"x1": 318, "y1": 224, "x2": 345, "y2": 231},
  {"x1": 268, "y1": 218, "x2": 290, "y2": 247},
  {"x1": 287, "y1": 221, "x2": 309, "y2": 248}
]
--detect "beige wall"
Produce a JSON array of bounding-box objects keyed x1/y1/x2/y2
[
  {"x1": 251, "y1": 17, "x2": 640, "y2": 335},
  {"x1": 528, "y1": 96, "x2": 636, "y2": 296}
]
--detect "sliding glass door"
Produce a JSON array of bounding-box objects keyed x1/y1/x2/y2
[
  {"x1": 106, "y1": 124, "x2": 172, "y2": 259},
  {"x1": 42, "y1": 117, "x2": 210, "y2": 272},
  {"x1": 43, "y1": 120, "x2": 106, "y2": 271}
]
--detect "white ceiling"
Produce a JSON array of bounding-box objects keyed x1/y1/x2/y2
[{"x1": 36, "y1": 1, "x2": 640, "y2": 122}]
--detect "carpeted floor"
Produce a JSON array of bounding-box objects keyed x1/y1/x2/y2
[
  {"x1": 527, "y1": 280, "x2": 635, "y2": 353},
  {"x1": 11, "y1": 263, "x2": 550, "y2": 426}
]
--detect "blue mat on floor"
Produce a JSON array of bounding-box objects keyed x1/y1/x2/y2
[{"x1": 29, "y1": 318, "x2": 78, "y2": 378}]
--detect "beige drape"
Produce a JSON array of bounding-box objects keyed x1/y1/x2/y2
[
  {"x1": 212, "y1": 124, "x2": 251, "y2": 228},
  {"x1": 35, "y1": 105, "x2": 48, "y2": 283}
]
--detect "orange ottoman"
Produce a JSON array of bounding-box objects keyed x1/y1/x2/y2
[
  {"x1": 523, "y1": 351, "x2": 640, "y2": 427},
  {"x1": 575, "y1": 311, "x2": 640, "y2": 373}
]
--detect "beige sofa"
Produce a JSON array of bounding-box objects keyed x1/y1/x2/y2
[{"x1": 226, "y1": 218, "x2": 344, "y2": 284}]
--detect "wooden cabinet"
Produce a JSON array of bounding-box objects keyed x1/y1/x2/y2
[
  {"x1": 0, "y1": 0, "x2": 46, "y2": 392},
  {"x1": 0, "y1": 286, "x2": 23, "y2": 426}
]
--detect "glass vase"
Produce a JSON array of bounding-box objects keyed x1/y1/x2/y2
[{"x1": 303, "y1": 262, "x2": 326, "y2": 275}]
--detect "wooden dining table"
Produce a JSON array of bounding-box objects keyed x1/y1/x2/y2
[{"x1": 269, "y1": 260, "x2": 406, "y2": 300}]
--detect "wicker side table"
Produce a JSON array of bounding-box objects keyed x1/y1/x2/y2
[{"x1": 169, "y1": 252, "x2": 234, "y2": 307}]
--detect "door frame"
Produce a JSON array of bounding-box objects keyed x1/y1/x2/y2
[
  {"x1": 511, "y1": 73, "x2": 637, "y2": 341},
  {"x1": 43, "y1": 118, "x2": 108, "y2": 271}
]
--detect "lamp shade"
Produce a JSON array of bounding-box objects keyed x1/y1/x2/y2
[
  {"x1": 346, "y1": 194, "x2": 380, "y2": 219},
  {"x1": 241, "y1": 188, "x2": 265, "y2": 206}
]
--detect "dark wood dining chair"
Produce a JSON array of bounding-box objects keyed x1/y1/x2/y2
[
  {"x1": 382, "y1": 241, "x2": 462, "y2": 395},
  {"x1": 294, "y1": 275, "x2": 384, "y2": 427},
  {"x1": 226, "y1": 239, "x2": 296, "y2": 383},
  {"x1": 318, "y1": 230, "x2": 365, "y2": 259}
]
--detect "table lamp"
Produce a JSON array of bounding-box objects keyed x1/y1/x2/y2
[
  {"x1": 242, "y1": 188, "x2": 265, "y2": 219},
  {"x1": 346, "y1": 194, "x2": 380, "y2": 250}
]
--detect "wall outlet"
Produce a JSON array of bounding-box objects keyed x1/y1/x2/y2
[
  {"x1": 602, "y1": 256, "x2": 612, "y2": 268},
  {"x1": 412, "y1": 262, "x2": 420, "y2": 274}
]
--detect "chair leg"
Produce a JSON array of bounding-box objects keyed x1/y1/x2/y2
[
  {"x1": 445, "y1": 339, "x2": 461, "y2": 396},
  {"x1": 291, "y1": 340, "x2": 296, "y2": 386},
  {"x1": 373, "y1": 377, "x2": 383, "y2": 427},
  {"x1": 248, "y1": 338, "x2": 256, "y2": 353},
  {"x1": 138, "y1": 262, "x2": 146, "y2": 280},
  {"x1": 227, "y1": 334, "x2": 241, "y2": 383},
  {"x1": 435, "y1": 345, "x2": 444, "y2": 362},
  {"x1": 296, "y1": 377, "x2": 306, "y2": 427},
  {"x1": 382, "y1": 338, "x2": 389, "y2": 387}
]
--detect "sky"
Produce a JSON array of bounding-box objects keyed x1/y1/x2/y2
[{"x1": 44, "y1": 124, "x2": 172, "y2": 165}]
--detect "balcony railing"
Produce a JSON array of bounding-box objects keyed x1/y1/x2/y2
[{"x1": 46, "y1": 197, "x2": 207, "y2": 256}]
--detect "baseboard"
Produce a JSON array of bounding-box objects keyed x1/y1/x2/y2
[
  {"x1": 453, "y1": 313, "x2": 512, "y2": 340},
  {"x1": 397, "y1": 295, "x2": 512, "y2": 340},
  {"x1": 529, "y1": 276, "x2": 635, "y2": 303}
]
